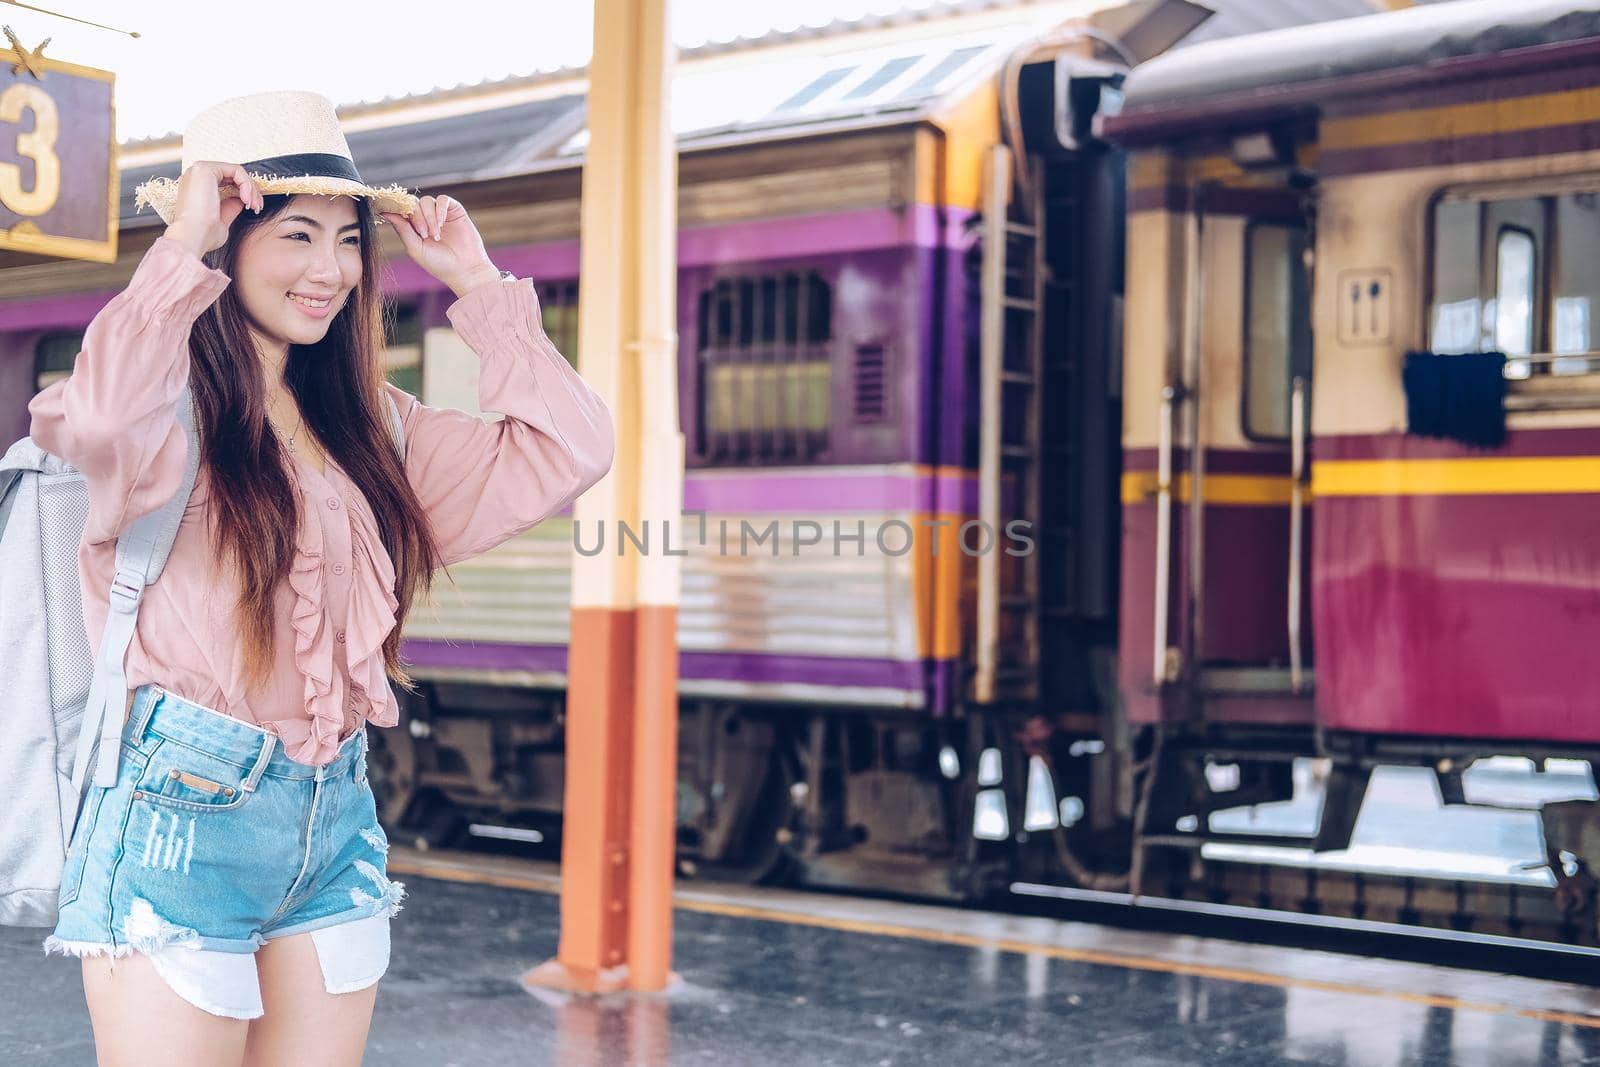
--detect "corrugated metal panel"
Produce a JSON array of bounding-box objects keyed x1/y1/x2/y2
[
  {"x1": 406, "y1": 523, "x2": 576, "y2": 645},
  {"x1": 118, "y1": 95, "x2": 585, "y2": 226},
  {"x1": 405, "y1": 509, "x2": 920, "y2": 662},
  {"x1": 402, "y1": 498, "x2": 924, "y2": 707},
  {"x1": 677, "y1": 517, "x2": 919, "y2": 660},
  {"x1": 347, "y1": 95, "x2": 585, "y2": 188}
]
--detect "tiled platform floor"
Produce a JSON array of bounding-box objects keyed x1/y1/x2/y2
[{"x1": 5, "y1": 859, "x2": 1600, "y2": 1066}]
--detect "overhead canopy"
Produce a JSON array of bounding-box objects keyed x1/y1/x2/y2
[
  {"x1": 116, "y1": 20, "x2": 1047, "y2": 229},
  {"x1": 113, "y1": 0, "x2": 1424, "y2": 230}
]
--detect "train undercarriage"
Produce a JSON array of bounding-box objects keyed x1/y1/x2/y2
[{"x1": 368, "y1": 680, "x2": 1600, "y2": 947}]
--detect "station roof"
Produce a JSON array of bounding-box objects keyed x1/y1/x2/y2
[
  {"x1": 115, "y1": 0, "x2": 1406, "y2": 227},
  {"x1": 116, "y1": 4, "x2": 1085, "y2": 227}
]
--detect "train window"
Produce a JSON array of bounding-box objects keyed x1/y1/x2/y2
[
  {"x1": 536, "y1": 281, "x2": 580, "y2": 369},
  {"x1": 1429, "y1": 198, "x2": 1482, "y2": 354},
  {"x1": 853, "y1": 341, "x2": 889, "y2": 421},
  {"x1": 1428, "y1": 189, "x2": 1600, "y2": 379},
  {"x1": 383, "y1": 303, "x2": 423, "y2": 396},
  {"x1": 1242, "y1": 223, "x2": 1311, "y2": 441},
  {"x1": 33, "y1": 332, "x2": 83, "y2": 392},
  {"x1": 1552, "y1": 192, "x2": 1600, "y2": 374},
  {"x1": 1494, "y1": 227, "x2": 1536, "y2": 359},
  {"x1": 697, "y1": 272, "x2": 832, "y2": 464}
]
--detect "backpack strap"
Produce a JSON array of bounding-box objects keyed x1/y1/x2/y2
[
  {"x1": 0, "y1": 437, "x2": 50, "y2": 538},
  {"x1": 383, "y1": 390, "x2": 405, "y2": 459},
  {"x1": 72, "y1": 388, "x2": 202, "y2": 792},
  {"x1": 0, "y1": 466, "x2": 25, "y2": 541}
]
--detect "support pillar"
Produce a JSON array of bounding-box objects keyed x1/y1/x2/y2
[{"x1": 523, "y1": 0, "x2": 681, "y2": 995}]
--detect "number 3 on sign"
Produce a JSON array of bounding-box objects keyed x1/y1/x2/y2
[{"x1": 0, "y1": 83, "x2": 61, "y2": 217}]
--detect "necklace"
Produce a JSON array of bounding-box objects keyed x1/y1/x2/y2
[{"x1": 277, "y1": 410, "x2": 304, "y2": 453}]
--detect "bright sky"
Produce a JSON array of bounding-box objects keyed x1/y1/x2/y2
[{"x1": 1, "y1": 0, "x2": 951, "y2": 141}]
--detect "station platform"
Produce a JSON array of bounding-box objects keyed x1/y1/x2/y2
[{"x1": 5, "y1": 848, "x2": 1600, "y2": 1065}]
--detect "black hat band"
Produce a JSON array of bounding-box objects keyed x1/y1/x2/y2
[{"x1": 240, "y1": 152, "x2": 364, "y2": 184}]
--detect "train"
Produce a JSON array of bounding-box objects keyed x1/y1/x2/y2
[
  {"x1": 4, "y1": 0, "x2": 1600, "y2": 940},
  {"x1": 1098, "y1": 0, "x2": 1600, "y2": 939}
]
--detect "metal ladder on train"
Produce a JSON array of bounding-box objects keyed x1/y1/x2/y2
[{"x1": 974, "y1": 144, "x2": 1043, "y2": 706}]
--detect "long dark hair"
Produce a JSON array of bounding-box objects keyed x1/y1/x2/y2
[{"x1": 188, "y1": 194, "x2": 442, "y2": 695}]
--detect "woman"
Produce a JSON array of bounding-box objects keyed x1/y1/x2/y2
[{"x1": 28, "y1": 91, "x2": 614, "y2": 1066}]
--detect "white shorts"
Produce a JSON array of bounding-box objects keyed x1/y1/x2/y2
[{"x1": 136, "y1": 911, "x2": 391, "y2": 1020}]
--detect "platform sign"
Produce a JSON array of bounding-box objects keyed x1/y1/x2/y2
[{"x1": 0, "y1": 51, "x2": 117, "y2": 264}]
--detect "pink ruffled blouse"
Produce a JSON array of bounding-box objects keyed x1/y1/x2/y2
[{"x1": 27, "y1": 236, "x2": 615, "y2": 766}]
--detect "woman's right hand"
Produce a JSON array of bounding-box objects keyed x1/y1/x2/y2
[{"x1": 161, "y1": 161, "x2": 264, "y2": 257}]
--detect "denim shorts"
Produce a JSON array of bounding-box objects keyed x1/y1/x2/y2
[{"x1": 44, "y1": 683, "x2": 406, "y2": 1019}]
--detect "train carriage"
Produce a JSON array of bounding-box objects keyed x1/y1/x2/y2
[{"x1": 1100, "y1": 0, "x2": 1600, "y2": 936}]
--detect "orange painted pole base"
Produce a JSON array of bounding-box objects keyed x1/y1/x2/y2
[
  {"x1": 521, "y1": 958, "x2": 631, "y2": 996},
  {"x1": 526, "y1": 607, "x2": 634, "y2": 989},
  {"x1": 522, "y1": 604, "x2": 680, "y2": 993},
  {"x1": 626, "y1": 603, "x2": 680, "y2": 991},
  {"x1": 521, "y1": 960, "x2": 684, "y2": 996}
]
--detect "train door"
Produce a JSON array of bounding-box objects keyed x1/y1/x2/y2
[
  {"x1": 1112, "y1": 178, "x2": 1321, "y2": 883},
  {"x1": 1120, "y1": 178, "x2": 1315, "y2": 726},
  {"x1": 1200, "y1": 214, "x2": 1314, "y2": 691}
]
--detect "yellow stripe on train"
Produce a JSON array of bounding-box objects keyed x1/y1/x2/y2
[
  {"x1": 1121, "y1": 457, "x2": 1600, "y2": 502},
  {"x1": 1120, "y1": 473, "x2": 1303, "y2": 507},
  {"x1": 1312, "y1": 456, "x2": 1600, "y2": 497},
  {"x1": 1322, "y1": 87, "x2": 1600, "y2": 151}
]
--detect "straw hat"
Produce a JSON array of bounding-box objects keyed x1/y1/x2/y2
[{"x1": 134, "y1": 90, "x2": 419, "y2": 225}]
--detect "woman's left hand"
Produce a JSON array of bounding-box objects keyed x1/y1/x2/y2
[{"x1": 382, "y1": 195, "x2": 502, "y2": 298}]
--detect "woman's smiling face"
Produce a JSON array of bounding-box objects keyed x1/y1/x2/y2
[{"x1": 233, "y1": 194, "x2": 363, "y2": 353}]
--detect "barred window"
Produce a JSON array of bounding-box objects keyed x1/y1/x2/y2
[
  {"x1": 537, "y1": 280, "x2": 580, "y2": 368},
  {"x1": 697, "y1": 272, "x2": 832, "y2": 464},
  {"x1": 383, "y1": 303, "x2": 423, "y2": 396},
  {"x1": 34, "y1": 331, "x2": 83, "y2": 392}
]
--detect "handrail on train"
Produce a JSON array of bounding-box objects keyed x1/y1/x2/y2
[
  {"x1": 1153, "y1": 385, "x2": 1177, "y2": 688},
  {"x1": 975, "y1": 144, "x2": 1010, "y2": 706},
  {"x1": 1503, "y1": 351, "x2": 1600, "y2": 374},
  {"x1": 1501, "y1": 352, "x2": 1600, "y2": 410},
  {"x1": 1153, "y1": 183, "x2": 1210, "y2": 691},
  {"x1": 1180, "y1": 185, "x2": 1209, "y2": 691},
  {"x1": 1288, "y1": 375, "x2": 1308, "y2": 695}
]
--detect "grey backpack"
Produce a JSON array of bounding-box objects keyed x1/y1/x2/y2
[
  {"x1": 0, "y1": 389, "x2": 201, "y2": 927},
  {"x1": 0, "y1": 387, "x2": 404, "y2": 927}
]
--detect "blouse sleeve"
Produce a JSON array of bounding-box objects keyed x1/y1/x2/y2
[
  {"x1": 26, "y1": 236, "x2": 231, "y2": 546},
  {"x1": 387, "y1": 276, "x2": 615, "y2": 567}
]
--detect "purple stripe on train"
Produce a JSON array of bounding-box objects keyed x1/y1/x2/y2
[
  {"x1": 472, "y1": 467, "x2": 1011, "y2": 524},
  {"x1": 0, "y1": 205, "x2": 973, "y2": 330},
  {"x1": 401, "y1": 637, "x2": 937, "y2": 692},
  {"x1": 683, "y1": 469, "x2": 980, "y2": 513}
]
